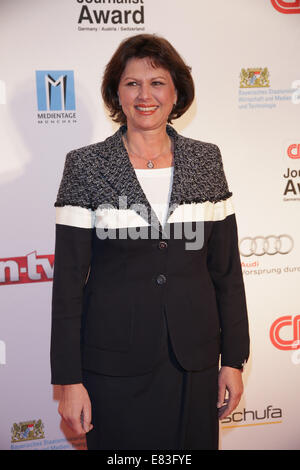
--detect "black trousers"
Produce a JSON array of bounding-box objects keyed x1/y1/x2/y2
[{"x1": 83, "y1": 313, "x2": 219, "y2": 450}]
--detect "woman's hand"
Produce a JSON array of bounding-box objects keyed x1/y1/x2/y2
[
  {"x1": 217, "y1": 366, "x2": 244, "y2": 420},
  {"x1": 58, "y1": 383, "x2": 93, "y2": 435}
]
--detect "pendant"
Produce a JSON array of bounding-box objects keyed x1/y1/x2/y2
[{"x1": 147, "y1": 160, "x2": 154, "y2": 169}]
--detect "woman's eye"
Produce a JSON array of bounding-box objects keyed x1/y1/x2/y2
[
  {"x1": 126, "y1": 81, "x2": 138, "y2": 86},
  {"x1": 152, "y1": 81, "x2": 164, "y2": 86}
]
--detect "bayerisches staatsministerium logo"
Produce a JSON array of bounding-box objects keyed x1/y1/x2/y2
[
  {"x1": 35, "y1": 70, "x2": 77, "y2": 124},
  {"x1": 238, "y1": 66, "x2": 298, "y2": 109},
  {"x1": 240, "y1": 68, "x2": 270, "y2": 88},
  {"x1": 11, "y1": 420, "x2": 45, "y2": 443}
]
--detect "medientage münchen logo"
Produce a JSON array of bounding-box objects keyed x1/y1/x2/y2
[{"x1": 36, "y1": 70, "x2": 76, "y2": 111}]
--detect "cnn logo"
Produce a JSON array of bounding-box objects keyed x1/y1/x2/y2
[
  {"x1": 271, "y1": 1, "x2": 300, "y2": 14},
  {"x1": 287, "y1": 144, "x2": 300, "y2": 159},
  {"x1": 270, "y1": 315, "x2": 300, "y2": 350}
]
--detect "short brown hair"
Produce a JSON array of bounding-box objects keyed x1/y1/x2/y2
[{"x1": 101, "y1": 34, "x2": 195, "y2": 124}]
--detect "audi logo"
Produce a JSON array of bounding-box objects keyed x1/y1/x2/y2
[{"x1": 239, "y1": 235, "x2": 294, "y2": 257}]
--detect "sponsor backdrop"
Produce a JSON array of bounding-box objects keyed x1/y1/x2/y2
[{"x1": 0, "y1": 0, "x2": 299, "y2": 451}]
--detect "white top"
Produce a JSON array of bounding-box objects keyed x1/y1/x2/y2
[{"x1": 134, "y1": 166, "x2": 174, "y2": 226}]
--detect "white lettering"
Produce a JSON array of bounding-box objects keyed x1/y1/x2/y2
[
  {"x1": 292, "y1": 79, "x2": 300, "y2": 104},
  {"x1": 27, "y1": 252, "x2": 53, "y2": 280},
  {"x1": 0, "y1": 340, "x2": 6, "y2": 365}
]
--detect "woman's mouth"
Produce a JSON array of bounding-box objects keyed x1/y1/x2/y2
[{"x1": 135, "y1": 105, "x2": 159, "y2": 114}]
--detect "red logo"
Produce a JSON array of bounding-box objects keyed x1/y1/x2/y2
[
  {"x1": 287, "y1": 144, "x2": 300, "y2": 159},
  {"x1": 271, "y1": 0, "x2": 300, "y2": 13},
  {"x1": 0, "y1": 251, "x2": 54, "y2": 285},
  {"x1": 270, "y1": 315, "x2": 300, "y2": 350}
]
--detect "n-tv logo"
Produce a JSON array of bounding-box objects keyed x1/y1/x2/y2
[
  {"x1": 36, "y1": 71, "x2": 75, "y2": 111},
  {"x1": 0, "y1": 251, "x2": 54, "y2": 285}
]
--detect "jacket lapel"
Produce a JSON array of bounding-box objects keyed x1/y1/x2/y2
[{"x1": 99, "y1": 125, "x2": 186, "y2": 234}]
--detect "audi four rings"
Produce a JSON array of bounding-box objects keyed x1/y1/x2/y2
[{"x1": 239, "y1": 235, "x2": 294, "y2": 257}]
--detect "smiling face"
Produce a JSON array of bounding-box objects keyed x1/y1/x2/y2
[{"x1": 118, "y1": 57, "x2": 177, "y2": 133}]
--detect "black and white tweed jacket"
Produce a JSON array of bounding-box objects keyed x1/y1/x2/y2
[{"x1": 50, "y1": 125, "x2": 249, "y2": 385}]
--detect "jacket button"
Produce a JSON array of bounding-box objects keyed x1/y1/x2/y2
[
  {"x1": 158, "y1": 241, "x2": 168, "y2": 250},
  {"x1": 156, "y1": 274, "x2": 167, "y2": 285}
]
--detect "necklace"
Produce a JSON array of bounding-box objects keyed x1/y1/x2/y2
[
  {"x1": 147, "y1": 160, "x2": 155, "y2": 169},
  {"x1": 123, "y1": 133, "x2": 173, "y2": 169}
]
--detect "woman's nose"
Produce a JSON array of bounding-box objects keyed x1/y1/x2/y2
[{"x1": 138, "y1": 83, "x2": 152, "y2": 100}]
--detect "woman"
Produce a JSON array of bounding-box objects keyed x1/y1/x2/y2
[{"x1": 51, "y1": 34, "x2": 250, "y2": 450}]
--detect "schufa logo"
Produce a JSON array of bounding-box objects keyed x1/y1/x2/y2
[
  {"x1": 271, "y1": 0, "x2": 300, "y2": 13},
  {"x1": 270, "y1": 315, "x2": 300, "y2": 350},
  {"x1": 0, "y1": 251, "x2": 54, "y2": 285}
]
